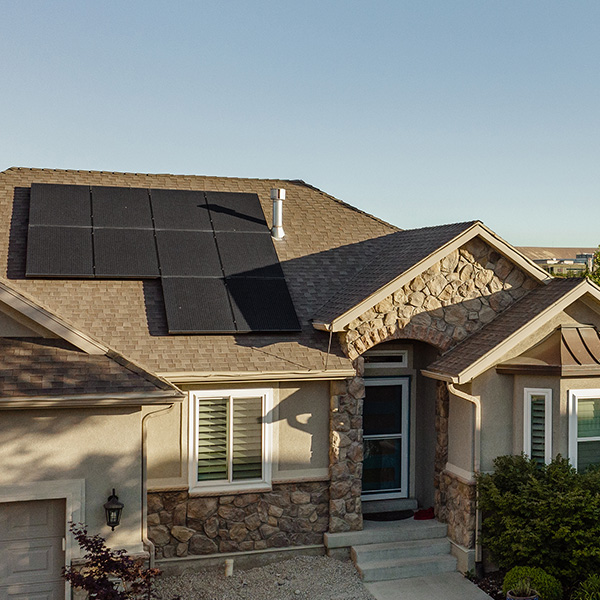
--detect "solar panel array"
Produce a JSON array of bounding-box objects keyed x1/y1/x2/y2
[{"x1": 26, "y1": 183, "x2": 300, "y2": 333}]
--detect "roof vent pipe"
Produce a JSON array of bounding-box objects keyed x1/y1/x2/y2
[{"x1": 270, "y1": 188, "x2": 285, "y2": 240}]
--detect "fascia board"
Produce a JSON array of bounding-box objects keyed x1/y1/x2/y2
[
  {"x1": 0, "y1": 392, "x2": 184, "y2": 410},
  {"x1": 420, "y1": 369, "x2": 457, "y2": 383},
  {"x1": 159, "y1": 368, "x2": 356, "y2": 384},
  {"x1": 315, "y1": 223, "x2": 551, "y2": 332},
  {"x1": 0, "y1": 282, "x2": 107, "y2": 355},
  {"x1": 456, "y1": 280, "x2": 594, "y2": 384}
]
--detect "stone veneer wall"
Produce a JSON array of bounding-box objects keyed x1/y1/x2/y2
[
  {"x1": 434, "y1": 380, "x2": 449, "y2": 519},
  {"x1": 328, "y1": 360, "x2": 365, "y2": 533},
  {"x1": 148, "y1": 482, "x2": 329, "y2": 558},
  {"x1": 437, "y1": 470, "x2": 477, "y2": 549},
  {"x1": 340, "y1": 238, "x2": 538, "y2": 360}
]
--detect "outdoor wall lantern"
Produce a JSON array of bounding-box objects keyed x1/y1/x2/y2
[{"x1": 104, "y1": 489, "x2": 124, "y2": 530}]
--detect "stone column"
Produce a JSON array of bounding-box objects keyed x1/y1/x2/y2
[
  {"x1": 328, "y1": 358, "x2": 364, "y2": 532},
  {"x1": 434, "y1": 380, "x2": 449, "y2": 521}
]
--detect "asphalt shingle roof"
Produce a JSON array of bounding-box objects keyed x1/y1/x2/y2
[
  {"x1": 0, "y1": 337, "x2": 179, "y2": 398},
  {"x1": 313, "y1": 221, "x2": 479, "y2": 324},
  {"x1": 0, "y1": 167, "x2": 397, "y2": 375},
  {"x1": 426, "y1": 278, "x2": 584, "y2": 379}
]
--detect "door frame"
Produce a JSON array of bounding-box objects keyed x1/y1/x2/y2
[{"x1": 362, "y1": 376, "x2": 410, "y2": 501}]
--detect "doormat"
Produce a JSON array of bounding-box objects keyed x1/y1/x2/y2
[{"x1": 363, "y1": 510, "x2": 414, "y2": 521}]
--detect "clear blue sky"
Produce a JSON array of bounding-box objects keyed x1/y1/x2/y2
[{"x1": 2, "y1": 1, "x2": 599, "y2": 246}]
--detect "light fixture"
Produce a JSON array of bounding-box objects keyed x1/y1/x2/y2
[{"x1": 104, "y1": 489, "x2": 124, "y2": 530}]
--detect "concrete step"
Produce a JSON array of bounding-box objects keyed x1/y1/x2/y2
[
  {"x1": 351, "y1": 537, "x2": 451, "y2": 563},
  {"x1": 325, "y1": 519, "x2": 448, "y2": 549},
  {"x1": 356, "y1": 553, "x2": 458, "y2": 582},
  {"x1": 362, "y1": 498, "x2": 418, "y2": 514}
]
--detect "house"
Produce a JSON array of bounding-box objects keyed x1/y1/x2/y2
[
  {"x1": 518, "y1": 246, "x2": 597, "y2": 276},
  {"x1": 2, "y1": 167, "x2": 600, "y2": 597}
]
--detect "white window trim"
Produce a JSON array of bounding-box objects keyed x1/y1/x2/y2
[
  {"x1": 364, "y1": 349, "x2": 408, "y2": 371},
  {"x1": 569, "y1": 388, "x2": 600, "y2": 470},
  {"x1": 523, "y1": 388, "x2": 552, "y2": 464},
  {"x1": 188, "y1": 388, "x2": 273, "y2": 494}
]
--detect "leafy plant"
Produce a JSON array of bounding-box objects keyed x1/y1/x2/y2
[
  {"x1": 62, "y1": 523, "x2": 164, "y2": 600},
  {"x1": 572, "y1": 575, "x2": 600, "y2": 600},
  {"x1": 585, "y1": 246, "x2": 600, "y2": 286},
  {"x1": 503, "y1": 566, "x2": 562, "y2": 600},
  {"x1": 477, "y1": 454, "x2": 600, "y2": 588}
]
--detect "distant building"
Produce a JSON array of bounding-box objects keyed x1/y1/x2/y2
[{"x1": 518, "y1": 246, "x2": 597, "y2": 276}]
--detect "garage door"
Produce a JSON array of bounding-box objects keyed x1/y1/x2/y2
[{"x1": 0, "y1": 499, "x2": 66, "y2": 600}]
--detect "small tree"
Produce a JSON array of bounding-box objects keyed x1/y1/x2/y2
[
  {"x1": 585, "y1": 246, "x2": 600, "y2": 286},
  {"x1": 63, "y1": 524, "x2": 163, "y2": 600}
]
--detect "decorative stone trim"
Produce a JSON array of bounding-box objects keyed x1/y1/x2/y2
[
  {"x1": 437, "y1": 469, "x2": 477, "y2": 549},
  {"x1": 147, "y1": 482, "x2": 329, "y2": 558},
  {"x1": 340, "y1": 238, "x2": 538, "y2": 359},
  {"x1": 328, "y1": 359, "x2": 364, "y2": 533}
]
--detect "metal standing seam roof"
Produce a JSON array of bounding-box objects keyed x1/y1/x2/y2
[
  {"x1": 0, "y1": 167, "x2": 398, "y2": 375},
  {"x1": 426, "y1": 278, "x2": 585, "y2": 379}
]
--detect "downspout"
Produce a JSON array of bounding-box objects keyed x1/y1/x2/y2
[
  {"x1": 447, "y1": 383, "x2": 483, "y2": 568},
  {"x1": 142, "y1": 403, "x2": 175, "y2": 568}
]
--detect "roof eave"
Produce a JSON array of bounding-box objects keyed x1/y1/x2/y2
[
  {"x1": 444, "y1": 279, "x2": 599, "y2": 384},
  {"x1": 313, "y1": 222, "x2": 553, "y2": 333}
]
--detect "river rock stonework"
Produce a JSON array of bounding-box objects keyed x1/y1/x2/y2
[
  {"x1": 340, "y1": 238, "x2": 538, "y2": 360},
  {"x1": 148, "y1": 482, "x2": 329, "y2": 558},
  {"x1": 434, "y1": 380, "x2": 449, "y2": 520},
  {"x1": 328, "y1": 362, "x2": 364, "y2": 533}
]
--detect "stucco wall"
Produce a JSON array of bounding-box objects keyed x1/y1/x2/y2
[
  {"x1": 0, "y1": 407, "x2": 144, "y2": 552},
  {"x1": 147, "y1": 380, "x2": 331, "y2": 491},
  {"x1": 447, "y1": 390, "x2": 474, "y2": 473}
]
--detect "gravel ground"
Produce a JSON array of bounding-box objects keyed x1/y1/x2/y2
[{"x1": 155, "y1": 555, "x2": 376, "y2": 600}]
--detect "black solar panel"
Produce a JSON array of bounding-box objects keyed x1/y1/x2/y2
[
  {"x1": 227, "y1": 277, "x2": 301, "y2": 332},
  {"x1": 29, "y1": 183, "x2": 91, "y2": 227},
  {"x1": 162, "y1": 277, "x2": 235, "y2": 333},
  {"x1": 26, "y1": 226, "x2": 93, "y2": 277},
  {"x1": 94, "y1": 229, "x2": 159, "y2": 277},
  {"x1": 150, "y1": 189, "x2": 212, "y2": 230},
  {"x1": 216, "y1": 231, "x2": 284, "y2": 278},
  {"x1": 92, "y1": 186, "x2": 153, "y2": 229},
  {"x1": 156, "y1": 230, "x2": 222, "y2": 277},
  {"x1": 205, "y1": 191, "x2": 268, "y2": 232},
  {"x1": 25, "y1": 183, "x2": 301, "y2": 334}
]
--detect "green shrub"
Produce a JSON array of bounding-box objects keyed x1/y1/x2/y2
[
  {"x1": 502, "y1": 566, "x2": 562, "y2": 600},
  {"x1": 571, "y1": 575, "x2": 600, "y2": 600},
  {"x1": 477, "y1": 454, "x2": 600, "y2": 588}
]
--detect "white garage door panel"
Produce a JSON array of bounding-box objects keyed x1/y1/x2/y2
[
  {"x1": 0, "y1": 500, "x2": 65, "y2": 600},
  {"x1": 0, "y1": 580, "x2": 64, "y2": 600}
]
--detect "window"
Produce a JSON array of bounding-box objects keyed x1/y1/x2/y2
[
  {"x1": 523, "y1": 388, "x2": 552, "y2": 465},
  {"x1": 569, "y1": 389, "x2": 600, "y2": 471},
  {"x1": 189, "y1": 388, "x2": 273, "y2": 493}
]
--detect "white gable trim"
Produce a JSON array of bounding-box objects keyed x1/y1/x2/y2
[
  {"x1": 313, "y1": 222, "x2": 551, "y2": 332},
  {"x1": 428, "y1": 280, "x2": 600, "y2": 385},
  {"x1": 0, "y1": 281, "x2": 107, "y2": 355}
]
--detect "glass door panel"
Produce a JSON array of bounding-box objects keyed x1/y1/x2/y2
[{"x1": 362, "y1": 377, "x2": 409, "y2": 499}]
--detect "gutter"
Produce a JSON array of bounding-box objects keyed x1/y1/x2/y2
[
  {"x1": 447, "y1": 383, "x2": 483, "y2": 567},
  {"x1": 158, "y1": 369, "x2": 355, "y2": 384}
]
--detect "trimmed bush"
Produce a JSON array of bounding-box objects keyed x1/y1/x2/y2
[
  {"x1": 477, "y1": 454, "x2": 600, "y2": 588},
  {"x1": 503, "y1": 566, "x2": 562, "y2": 600},
  {"x1": 572, "y1": 575, "x2": 600, "y2": 600}
]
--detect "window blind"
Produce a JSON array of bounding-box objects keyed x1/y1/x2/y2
[
  {"x1": 530, "y1": 396, "x2": 546, "y2": 466},
  {"x1": 197, "y1": 397, "x2": 228, "y2": 481},
  {"x1": 232, "y1": 396, "x2": 263, "y2": 480}
]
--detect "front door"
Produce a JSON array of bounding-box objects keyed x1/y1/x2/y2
[{"x1": 362, "y1": 377, "x2": 410, "y2": 499}]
